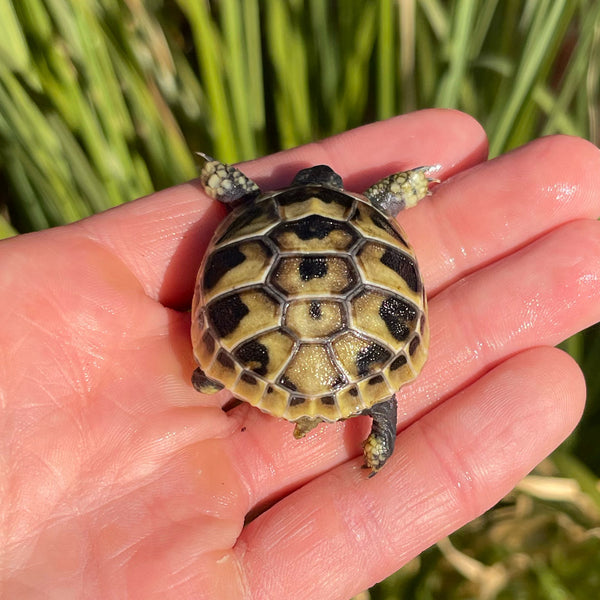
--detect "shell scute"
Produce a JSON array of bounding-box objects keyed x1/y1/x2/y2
[
  {"x1": 234, "y1": 330, "x2": 295, "y2": 379},
  {"x1": 277, "y1": 188, "x2": 354, "y2": 220},
  {"x1": 285, "y1": 299, "x2": 346, "y2": 340},
  {"x1": 202, "y1": 240, "x2": 274, "y2": 302},
  {"x1": 216, "y1": 197, "x2": 279, "y2": 245},
  {"x1": 331, "y1": 332, "x2": 390, "y2": 382},
  {"x1": 233, "y1": 370, "x2": 268, "y2": 401},
  {"x1": 349, "y1": 204, "x2": 409, "y2": 248},
  {"x1": 207, "y1": 289, "x2": 282, "y2": 349},
  {"x1": 355, "y1": 242, "x2": 422, "y2": 302},
  {"x1": 209, "y1": 349, "x2": 240, "y2": 388},
  {"x1": 270, "y1": 214, "x2": 359, "y2": 252},
  {"x1": 269, "y1": 255, "x2": 359, "y2": 298},
  {"x1": 279, "y1": 343, "x2": 346, "y2": 396}
]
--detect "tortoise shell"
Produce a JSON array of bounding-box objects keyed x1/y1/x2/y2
[{"x1": 191, "y1": 179, "x2": 429, "y2": 424}]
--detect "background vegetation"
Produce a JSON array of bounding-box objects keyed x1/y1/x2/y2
[{"x1": 1, "y1": 1, "x2": 599, "y2": 597}]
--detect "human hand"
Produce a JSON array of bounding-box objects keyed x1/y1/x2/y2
[{"x1": 1, "y1": 110, "x2": 599, "y2": 599}]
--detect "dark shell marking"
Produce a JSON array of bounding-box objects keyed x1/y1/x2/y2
[{"x1": 191, "y1": 185, "x2": 428, "y2": 422}]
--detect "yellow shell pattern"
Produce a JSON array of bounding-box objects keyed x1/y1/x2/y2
[{"x1": 191, "y1": 185, "x2": 428, "y2": 423}]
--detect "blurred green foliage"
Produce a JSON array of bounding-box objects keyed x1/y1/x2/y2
[{"x1": 1, "y1": 1, "x2": 599, "y2": 597}]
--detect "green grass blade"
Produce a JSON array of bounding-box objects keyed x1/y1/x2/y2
[
  {"x1": 331, "y1": 2, "x2": 377, "y2": 133},
  {"x1": 243, "y1": 0, "x2": 265, "y2": 145},
  {"x1": 220, "y1": 0, "x2": 256, "y2": 159},
  {"x1": 435, "y1": 0, "x2": 477, "y2": 108},
  {"x1": 310, "y1": 0, "x2": 339, "y2": 124},
  {"x1": 488, "y1": 0, "x2": 573, "y2": 156},
  {"x1": 176, "y1": 0, "x2": 237, "y2": 161},
  {"x1": 0, "y1": 214, "x2": 16, "y2": 239},
  {"x1": 265, "y1": 0, "x2": 312, "y2": 148},
  {"x1": 377, "y1": 0, "x2": 395, "y2": 120},
  {"x1": 0, "y1": 0, "x2": 30, "y2": 73}
]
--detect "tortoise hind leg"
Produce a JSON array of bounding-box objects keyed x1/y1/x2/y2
[{"x1": 362, "y1": 396, "x2": 398, "y2": 476}]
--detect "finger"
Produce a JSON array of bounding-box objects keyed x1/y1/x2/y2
[
  {"x1": 405, "y1": 135, "x2": 600, "y2": 295},
  {"x1": 237, "y1": 346, "x2": 585, "y2": 599},
  {"x1": 79, "y1": 109, "x2": 487, "y2": 308},
  {"x1": 228, "y1": 218, "x2": 600, "y2": 507}
]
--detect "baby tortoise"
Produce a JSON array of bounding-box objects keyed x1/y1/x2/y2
[{"x1": 191, "y1": 155, "x2": 435, "y2": 475}]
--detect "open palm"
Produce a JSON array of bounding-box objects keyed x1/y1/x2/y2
[{"x1": 2, "y1": 110, "x2": 599, "y2": 599}]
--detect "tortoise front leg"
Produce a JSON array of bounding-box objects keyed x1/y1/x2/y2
[
  {"x1": 364, "y1": 167, "x2": 438, "y2": 217},
  {"x1": 362, "y1": 396, "x2": 398, "y2": 476},
  {"x1": 197, "y1": 153, "x2": 260, "y2": 206}
]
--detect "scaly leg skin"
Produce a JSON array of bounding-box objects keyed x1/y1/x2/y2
[
  {"x1": 362, "y1": 396, "x2": 398, "y2": 477},
  {"x1": 364, "y1": 167, "x2": 439, "y2": 217},
  {"x1": 197, "y1": 153, "x2": 260, "y2": 207}
]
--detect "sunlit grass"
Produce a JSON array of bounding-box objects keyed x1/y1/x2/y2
[{"x1": 1, "y1": 1, "x2": 599, "y2": 598}]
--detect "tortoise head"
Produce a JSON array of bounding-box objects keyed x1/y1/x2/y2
[{"x1": 291, "y1": 165, "x2": 344, "y2": 189}]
